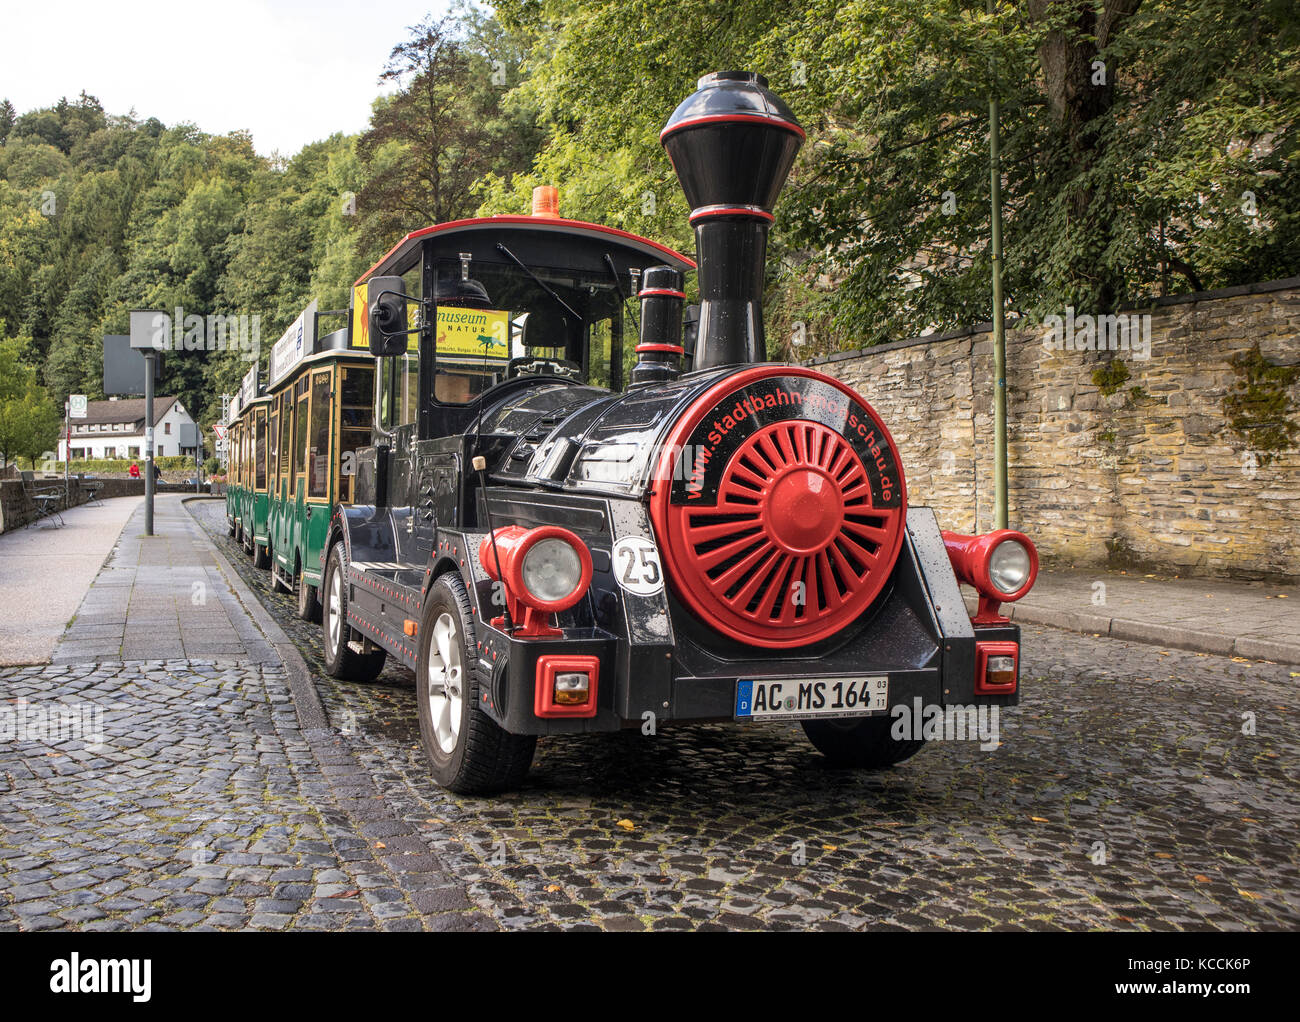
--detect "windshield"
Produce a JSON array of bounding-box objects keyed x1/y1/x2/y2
[{"x1": 430, "y1": 253, "x2": 637, "y2": 403}]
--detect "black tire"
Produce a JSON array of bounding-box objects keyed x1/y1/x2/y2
[
  {"x1": 321, "y1": 541, "x2": 385, "y2": 681},
  {"x1": 296, "y1": 563, "x2": 321, "y2": 622},
  {"x1": 416, "y1": 573, "x2": 535, "y2": 795},
  {"x1": 253, "y1": 542, "x2": 270, "y2": 570},
  {"x1": 234, "y1": 519, "x2": 244, "y2": 545},
  {"x1": 802, "y1": 715, "x2": 926, "y2": 769}
]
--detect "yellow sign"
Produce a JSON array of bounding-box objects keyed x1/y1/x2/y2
[
  {"x1": 351, "y1": 283, "x2": 509, "y2": 361},
  {"x1": 437, "y1": 307, "x2": 510, "y2": 362}
]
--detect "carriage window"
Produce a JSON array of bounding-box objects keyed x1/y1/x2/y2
[
  {"x1": 308, "y1": 371, "x2": 331, "y2": 498},
  {"x1": 294, "y1": 376, "x2": 309, "y2": 482},
  {"x1": 255, "y1": 410, "x2": 267, "y2": 489},
  {"x1": 278, "y1": 391, "x2": 292, "y2": 476},
  {"x1": 268, "y1": 406, "x2": 279, "y2": 489},
  {"x1": 338, "y1": 366, "x2": 373, "y2": 504}
]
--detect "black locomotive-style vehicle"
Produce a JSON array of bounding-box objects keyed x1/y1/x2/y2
[{"x1": 324, "y1": 71, "x2": 1039, "y2": 793}]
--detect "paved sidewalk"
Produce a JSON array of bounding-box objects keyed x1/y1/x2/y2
[
  {"x1": 54, "y1": 495, "x2": 277, "y2": 664},
  {"x1": 967, "y1": 567, "x2": 1300, "y2": 664},
  {"x1": 0, "y1": 496, "x2": 142, "y2": 666}
]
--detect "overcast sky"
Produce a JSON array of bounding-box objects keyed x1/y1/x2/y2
[{"x1": 4, "y1": 0, "x2": 454, "y2": 157}]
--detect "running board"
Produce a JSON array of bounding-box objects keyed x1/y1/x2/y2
[{"x1": 345, "y1": 564, "x2": 423, "y2": 670}]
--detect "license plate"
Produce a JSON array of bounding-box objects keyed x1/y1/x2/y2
[{"x1": 735, "y1": 676, "x2": 889, "y2": 721}]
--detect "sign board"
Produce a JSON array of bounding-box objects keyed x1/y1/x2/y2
[
  {"x1": 268, "y1": 301, "x2": 318, "y2": 390},
  {"x1": 348, "y1": 284, "x2": 508, "y2": 362},
  {"x1": 68, "y1": 394, "x2": 87, "y2": 418},
  {"x1": 436, "y1": 307, "x2": 510, "y2": 362},
  {"x1": 213, "y1": 424, "x2": 228, "y2": 442},
  {"x1": 129, "y1": 310, "x2": 170, "y2": 351},
  {"x1": 103, "y1": 335, "x2": 162, "y2": 396},
  {"x1": 238, "y1": 364, "x2": 258, "y2": 408},
  {"x1": 178, "y1": 422, "x2": 199, "y2": 450}
]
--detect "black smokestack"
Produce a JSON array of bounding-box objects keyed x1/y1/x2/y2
[{"x1": 661, "y1": 71, "x2": 803, "y2": 371}]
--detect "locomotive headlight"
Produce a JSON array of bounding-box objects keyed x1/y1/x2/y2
[
  {"x1": 522, "y1": 538, "x2": 584, "y2": 603},
  {"x1": 478, "y1": 525, "x2": 595, "y2": 618},
  {"x1": 988, "y1": 539, "x2": 1032, "y2": 596}
]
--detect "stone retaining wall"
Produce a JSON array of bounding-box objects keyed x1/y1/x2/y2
[{"x1": 807, "y1": 277, "x2": 1300, "y2": 581}]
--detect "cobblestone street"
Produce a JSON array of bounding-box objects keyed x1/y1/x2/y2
[{"x1": 1, "y1": 497, "x2": 1296, "y2": 932}]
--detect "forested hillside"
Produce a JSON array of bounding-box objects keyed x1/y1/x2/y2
[{"x1": 1, "y1": 0, "x2": 1295, "y2": 463}]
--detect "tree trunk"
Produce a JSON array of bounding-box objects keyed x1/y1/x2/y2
[{"x1": 1027, "y1": 0, "x2": 1141, "y2": 309}]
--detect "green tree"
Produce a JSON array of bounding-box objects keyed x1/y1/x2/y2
[{"x1": 0, "y1": 336, "x2": 61, "y2": 466}]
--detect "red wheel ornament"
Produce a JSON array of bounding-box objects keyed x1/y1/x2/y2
[{"x1": 650, "y1": 367, "x2": 908, "y2": 648}]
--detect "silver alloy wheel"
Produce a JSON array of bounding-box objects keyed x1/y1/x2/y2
[
  {"x1": 427, "y1": 612, "x2": 463, "y2": 755},
  {"x1": 326, "y1": 564, "x2": 343, "y2": 656}
]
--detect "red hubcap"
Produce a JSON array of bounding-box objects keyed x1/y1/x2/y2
[{"x1": 768, "y1": 465, "x2": 843, "y2": 553}]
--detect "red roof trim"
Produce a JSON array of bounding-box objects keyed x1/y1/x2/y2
[{"x1": 356, "y1": 216, "x2": 696, "y2": 286}]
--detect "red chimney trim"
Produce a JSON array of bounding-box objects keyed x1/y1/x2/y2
[
  {"x1": 638, "y1": 287, "x2": 687, "y2": 299},
  {"x1": 689, "y1": 206, "x2": 776, "y2": 224},
  {"x1": 661, "y1": 113, "x2": 807, "y2": 142}
]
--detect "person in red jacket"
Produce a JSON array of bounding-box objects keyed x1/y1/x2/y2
[{"x1": 128, "y1": 462, "x2": 141, "y2": 478}]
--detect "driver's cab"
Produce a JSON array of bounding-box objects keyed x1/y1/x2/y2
[{"x1": 349, "y1": 209, "x2": 694, "y2": 522}]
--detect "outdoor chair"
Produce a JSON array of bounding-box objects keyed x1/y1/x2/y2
[{"x1": 20, "y1": 470, "x2": 65, "y2": 529}]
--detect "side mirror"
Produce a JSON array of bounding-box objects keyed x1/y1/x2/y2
[{"x1": 367, "y1": 276, "x2": 408, "y2": 357}]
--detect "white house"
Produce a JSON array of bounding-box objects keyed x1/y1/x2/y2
[{"x1": 59, "y1": 396, "x2": 200, "y2": 461}]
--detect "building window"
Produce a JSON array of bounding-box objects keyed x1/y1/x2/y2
[{"x1": 164, "y1": 422, "x2": 171, "y2": 435}]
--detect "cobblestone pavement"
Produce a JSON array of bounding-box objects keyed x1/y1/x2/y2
[
  {"x1": 181, "y1": 500, "x2": 1300, "y2": 931},
  {"x1": 0, "y1": 658, "x2": 486, "y2": 931}
]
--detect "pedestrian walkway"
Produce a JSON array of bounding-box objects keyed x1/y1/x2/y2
[
  {"x1": 968, "y1": 566, "x2": 1300, "y2": 664},
  {"x1": 0, "y1": 495, "x2": 142, "y2": 666},
  {"x1": 53, "y1": 495, "x2": 277, "y2": 664}
]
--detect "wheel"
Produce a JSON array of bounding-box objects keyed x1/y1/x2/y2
[
  {"x1": 253, "y1": 542, "x2": 270, "y2": 570},
  {"x1": 234, "y1": 520, "x2": 244, "y2": 545},
  {"x1": 802, "y1": 715, "x2": 926, "y2": 769},
  {"x1": 227, "y1": 518, "x2": 235, "y2": 537},
  {"x1": 321, "y1": 542, "x2": 385, "y2": 681},
  {"x1": 243, "y1": 525, "x2": 255, "y2": 556},
  {"x1": 296, "y1": 565, "x2": 320, "y2": 622},
  {"x1": 417, "y1": 573, "x2": 536, "y2": 795}
]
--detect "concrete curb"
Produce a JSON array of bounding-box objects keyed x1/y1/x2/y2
[
  {"x1": 181, "y1": 496, "x2": 331, "y2": 730},
  {"x1": 967, "y1": 594, "x2": 1300, "y2": 665}
]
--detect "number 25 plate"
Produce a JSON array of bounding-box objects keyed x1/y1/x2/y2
[{"x1": 735, "y1": 676, "x2": 888, "y2": 721}]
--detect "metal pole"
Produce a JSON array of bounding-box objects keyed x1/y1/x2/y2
[
  {"x1": 988, "y1": 0, "x2": 1008, "y2": 530},
  {"x1": 144, "y1": 351, "x2": 155, "y2": 536},
  {"x1": 64, "y1": 401, "x2": 70, "y2": 503}
]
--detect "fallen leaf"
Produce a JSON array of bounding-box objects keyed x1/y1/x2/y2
[
  {"x1": 615, "y1": 819, "x2": 635, "y2": 831},
  {"x1": 374, "y1": 841, "x2": 386, "y2": 849},
  {"x1": 1238, "y1": 889, "x2": 1260, "y2": 900},
  {"x1": 1158, "y1": 651, "x2": 1170, "y2": 656},
  {"x1": 545, "y1": 884, "x2": 562, "y2": 893},
  {"x1": 1277, "y1": 594, "x2": 1288, "y2": 599},
  {"x1": 1194, "y1": 875, "x2": 1212, "y2": 883},
  {"x1": 822, "y1": 844, "x2": 838, "y2": 852},
  {"x1": 1154, "y1": 852, "x2": 1173, "y2": 859},
  {"x1": 1116, "y1": 915, "x2": 1133, "y2": 922},
  {"x1": 1030, "y1": 816, "x2": 1050, "y2": 823},
  {"x1": 339, "y1": 889, "x2": 359, "y2": 898},
  {"x1": 1241, "y1": 817, "x2": 1258, "y2": 823}
]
